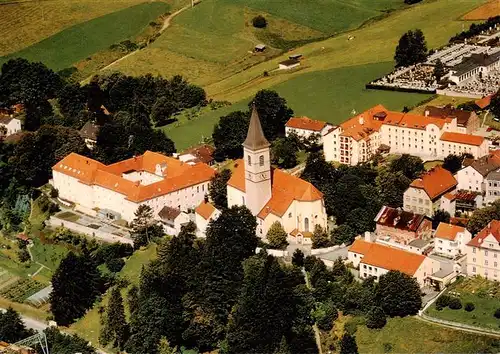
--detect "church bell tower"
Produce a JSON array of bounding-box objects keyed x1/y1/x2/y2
[{"x1": 243, "y1": 106, "x2": 272, "y2": 216}]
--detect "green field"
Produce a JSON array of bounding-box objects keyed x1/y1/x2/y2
[
  {"x1": 0, "y1": 1, "x2": 171, "y2": 71},
  {"x1": 162, "y1": 62, "x2": 431, "y2": 150},
  {"x1": 426, "y1": 277, "x2": 500, "y2": 331},
  {"x1": 354, "y1": 316, "x2": 499, "y2": 353}
]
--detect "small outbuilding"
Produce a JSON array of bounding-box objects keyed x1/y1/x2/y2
[
  {"x1": 254, "y1": 44, "x2": 266, "y2": 52},
  {"x1": 289, "y1": 54, "x2": 302, "y2": 60},
  {"x1": 278, "y1": 58, "x2": 300, "y2": 70}
]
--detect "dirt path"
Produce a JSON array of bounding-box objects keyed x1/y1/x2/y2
[{"x1": 96, "y1": 1, "x2": 199, "y2": 74}]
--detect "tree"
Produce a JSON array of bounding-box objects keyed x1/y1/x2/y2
[
  {"x1": 17, "y1": 248, "x2": 30, "y2": 263},
  {"x1": 106, "y1": 287, "x2": 129, "y2": 349},
  {"x1": 157, "y1": 337, "x2": 178, "y2": 354},
  {"x1": 494, "y1": 308, "x2": 500, "y2": 319},
  {"x1": 432, "y1": 209, "x2": 451, "y2": 229},
  {"x1": 442, "y1": 154, "x2": 463, "y2": 174},
  {"x1": 468, "y1": 199, "x2": 500, "y2": 234},
  {"x1": 376, "y1": 168, "x2": 411, "y2": 208},
  {"x1": 389, "y1": 154, "x2": 424, "y2": 180},
  {"x1": 50, "y1": 251, "x2": 101, "y2": 326},
  {"x1": 151, "y1": 96, "x2": 178, "y2": 127},
  {"x1": 330, "y1": 224, "x2": 356, "y2": 245},
  {"x1": 433, "y1": 59, "x2": 445, "y2": 83},
  {"x1": 131, "y1": 205, "x2": 164, "y2": 248},
  {"x1": 365, "y1": 306, "x2": 387, "y2": 329},
  {"x1": 252, "y1": 15, "x2": 267, "y2": 28},
  {"x1": 464, "y1": 302, "x2": 475, "y2": 312},
  {"x1": 43, "y1": 327, "x2": 95, "y2": 354},
  {"x1": 376, "y1": 271, "x2": 422, "y2": 317},
  {"x1": 448, "y1": 297, "x2": 462, "y2": 310},
  {"x1": 435, "y1": 295, "x2": 451, "y2": 310},
  {"x1": 271, "y1": 137, "x2": 299, "y2": 169},
  {"x1": 208, "y1": 169, "x2": 231, "y2": 209},
  {"x1": 251, "y1": 90, "x2": 294, "y2": 142},
  {"x1": 212, "y1": 111, "x2": 249, "y2": 160},
  {"x1": 106, "y1": 257, "x2": 125, "y2": 272},
  {"x1": 312, "y1": 225, "x2": 330, "y2": 249},
  {"x1": 57, "y1": 83, "x2": 87, "y2": 128},
  {"x1": 266, "y1": 221, "x2": 289, "y2": 249},
  {"x1": 292, "y1": 249, "x2": 305, "y2": 267},
  {"x1": 340, "y1": 333, "x2": 359, "y2": 354},
  {"x1": 0, "y1": 307, "x2": 34, "y2": 343},
  {"x1": 314, "y1": 301, "x2": 338, "y2": 331},
  {"x1": 346, "y1": 207, "x2": 376, "y2": 236},
  {"x1": 273, "y1": 336, "x2": 291, "y2": 354},
  {"x1": 394, "y1": 29, "x2": 428, "y2": 67},
  {"x1": 127, "y1": 285, "x2": 140, "y2": 316},
  {"x1": 490, "y1": 89, "x2": 500, "y2": 120}
]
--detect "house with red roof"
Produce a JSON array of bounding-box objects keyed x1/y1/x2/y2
[
  {"x1": 434, "y1": 222, "x2": 471, "y2": 258},
  {"x1": 52, "y1": 151, "x2": 215, "y2": 223},
  {"x1": 466, "y1": 220, "x2": 500, "y2": 280},
  {"x1": 227, "y1": 107, "x2": 327, "y2": 242},
  {"x1": 374, "y1": 206, "x2": 432, "y2": 245},
  {"x1": 194, "y1": 198, "x2": 220, "y2": 237},
  {"x1": 285, "y1": 116, "x2": 332, "y2": 144},
  {"x1": 403, "y1": 166, "x2": 457, "y2": 217},
  {"x1": 347, "y1": 237, "x2": 440, "y2": 287},
  {"x1": 323, "y1": 104, "x2": 488, "y2": 166}
]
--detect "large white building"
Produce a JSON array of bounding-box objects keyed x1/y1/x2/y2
[
  {"x1": 52, "y1": 151, "x2": 215, "y2": 222},
  {"x1": 285, "y1": 116, "x2": 333, "y2": 144},
  {"x1": 466, "y1": 220, "x2": 500, "y2": 281},
  {"x1": 323, "y1": 105, "x2": 488, "y2": 165},
  {"x1": 227, "y1": 107, "x2": 327, "y2": 241}
]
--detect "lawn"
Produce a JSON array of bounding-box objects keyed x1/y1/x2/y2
[
  {"x1": 0, "y1": 0, "x2": 158, "y2": 56},
  {"x1": 56, "y1": 211, "x2": 80, "y2": 223},
  {"x1": 0, "y1": 1, "x2": 171, "y2": 71},
  {"x1": 161, "y1": 62, "x2": 431, "y2": 150},
  {"x1": 425, "y1": 277, "x2": 500, "y2": 331},
  {"x1": 29, "y1": 237, "x2": 69, "y2": 272},
  {"x1": 69, "y1": 243, "x2": 157, "y2": 346},
  {"x1": 410, "y1": 95, "x2": 473, "y2": 115}
]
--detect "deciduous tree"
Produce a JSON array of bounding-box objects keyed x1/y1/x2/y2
[
  {"x1": 365, "y1": 306, "x2": 387, "y2": 329},
  {"x1": 468, "y1": 199, "x2": 500, "y2": 234},
  {"x1": 251, "y1": 90, "x2": 294, "y2": 142},
  {"x1": 212, "y1": 111, "x2": 249, "y2": 160},
  {"x1": 394, "y1": 29, "x2": 428, "y2": 67},
  {"x1": 271, "y1": 137, "x2": 299, "y2": 169},
  {"x1": 376, "y1": 271, "x2": 421, "y2": 317},
  {"x1": 312, "y1": 225, "x2": 330, "y2": 249},
  {"x1": 266, "y1": 221, "x2": 289, "y2": 249},
  {"x1": 432, "y1": 209, "x2": 451, "y2": 229},
  {"x1": 208, "y1": 169, "x2": 231, "y2": 209}
]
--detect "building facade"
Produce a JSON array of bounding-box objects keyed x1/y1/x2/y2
[
  {"x1": 194, "y1": 200, "x2": 221, "y2": 238},
  {"x1": 285, "y1": 116, "x2": 332, "y2": 143},
  {"x1": 374, "y1": 206, "x2": 432, "y2": 245},
  {"x1": 0, "y1": 117, "x2": 21, "y2": 138},
  {"x1": 466, "y1": 220, "x2": 500, "y2": 281},
  {"x1": 323, "y1": 105, "x2": 488, "y2": 165},
  {"x1": 434, "y1": 222, "x2": 472, "y2": 258},
  {"x1": 227, "y1": 107, "x2": 327, "y2": 239},
  {"x1": 52, "y1": 151, "x2": 215, "y2": 222}
]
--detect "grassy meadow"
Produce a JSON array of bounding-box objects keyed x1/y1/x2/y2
[{"x1": 0, "y1": 2, "x2": 171, "y2": 71}]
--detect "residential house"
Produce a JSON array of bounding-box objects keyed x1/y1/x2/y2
[
  {"x1": 285, "y1": 116, "x2": 332, "y2": 143},
  {"x1": 347, "y1": 237, "x2": 440, "y2": 287},
  {"x1": 79, "y1": 121, "x2": 100, "y2": 150},
  {"x1": 424, "y1": 104, "x2": 480, "y2": 134},
  {"x1": 403, "y1": 166, "x2": 458, "y2": 217},
  {"x1": 434, "y1": 222, "x2": 471, "y2": 258},
  {"x1": 227, "y1": 107, "x2": 327, "y2": 239},
  {"x1": 475, "y1": 94, "x2": 493, "y2": 110},
  {"x1": 52, "y1": 151, "x2": 215, "y2": 222},
  {"x1": 374, "y1": 206, "x2": 432, "y2": 245},
  {"x1": 178, "y1": 145, "x2": 215, "y2": 166},
  {"x1": 455, "y1": 151, "x2": 500, "y2": 192},
  {"x1": 194, "y1": 199, "x2": 221, "y2": 237},
  {"x1": 158, "y1": 206, "x2": 190, "y2": 235},
  {"x1": 485, "y1": 168, "x2": 500, "y2": 204},
  {"x1": 466, "y1": 220, "x2": 500, "y2": 280},
  {"x1": 0, "y1": 116, "x2": 21, "y2": 138},
  {"x1": 323, "y1": 104, "x2": 488, "y2": 165}
]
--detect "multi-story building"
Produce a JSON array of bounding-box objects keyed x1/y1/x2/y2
[
  {"x1": 466, "y1": 220, "x2": 500, "y2": 281},
  {"x1": 434, "y1": 222, "x2": 472, "y2": 258},
  {"x1": 455, "y1": 151, "x2": 500, "y2": 192},
  {"x1": 52, "y1": 151, "x2": 215, "y2": 222},
  {"x1": 403, "y1": 166, "x2": 457, "y2": 217},
  {"x1": 323, "y1": 104, "x2": 488, "y2": 165},
  {"x1": 485, "y1": 168, "x2": 500, "y2": 204},
  {"x1": 374, "y1": 206, "x2": 432, "y2": 245},
  {"x1": 424, "y1": 105, "x2": 480, "y2": 134},
  {"x1": 285, "y1": 116, "x2": 333, "y2": 144},
  {"x1": 227, "y1": 107, "x2": 327, "y2": 239},
  {"x1": 348, "y1": 237, "x2": 440, "y2": 287}
]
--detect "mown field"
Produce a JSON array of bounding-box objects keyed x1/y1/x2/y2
[
  {"x1": 163, "y1": 62, "x2": 431, "y2": 150},
  {"x1": 0, "y1": 0, "x2": 153, "y2": 56},
  {"x1": 0, "y1": 1, "x2": 171, "y2": 71},
  {"x1": 462, "y1": 0, "x2": 500, "y2": 20}
]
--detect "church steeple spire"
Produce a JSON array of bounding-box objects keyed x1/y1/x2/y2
[{"x1": 243, "y1": 105, "x2": 270, "y2": 150}]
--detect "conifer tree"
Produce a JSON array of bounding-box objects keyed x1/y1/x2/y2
[
  {"x1": 0, "y1": 307, "x2": 34, "y2": 343},
  {"x1": 340, "y1": 333, "x2": 359, "y2": 354},
  {"x1": 107, "y1": 287, "x2": 129, "y2": 349}
]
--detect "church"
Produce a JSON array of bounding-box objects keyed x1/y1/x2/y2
[{"x1": 227, "y1": 107, "x2": 328, "y2": 243}]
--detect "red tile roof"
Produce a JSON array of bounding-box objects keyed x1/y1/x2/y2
[
  {"x1": 409, "y1": 166, "x2": 457, "y2": 200},
  {"x1": 349, "y1": 239, "x2": 426, "y2": 276},
  {"x1": 53, "y1": 151, "x2": 214, "y2": 202},
  {"x1": 286, "y1": 117, "x2": 327, "y2": 132},
  {"x1": 195, "y1": 200, "x2": 216, "y2": 220},
  {"x1": 475, "y1": 94, "x2": 493, "y2": 109},
  {"x1": 374, "y1": 206, "x2": 427, "y2": 232},
  {"x1": 440, "y1": 132, "x2": 484, "y2": 146},
  {"x1": 434, "y1": 222, "x2": 465, "y2": 241},
  {"x1": 182, "y1": 144, "x2": 215, "y2": 164},
  {"x1": 227, "y1": 159, "x2": 323, "y2": 219},
  {"x1": 467, "y1": 220, "x2": 500, "y2": 247},
  {"x1": 290, "y1": 228, "x2": 313, "y2": 238}
]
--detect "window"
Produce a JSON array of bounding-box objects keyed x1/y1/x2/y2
[
  {"x1": 242, "y1": 196, "x2": 245, "y2": 205},
  {"x1": 259, "y1": 155, "x2": 264, "y2": 166},
  {"x1": 485, "y1": 260, "x2": 489, "y2": 266},
  {"x1": 485, "y1": 250, "x2": 489, "y2": 256},
  {"x1": 247, "y1": 155, "x2": 251, "y2": 165},
  {"x1": 288, "y1": 212, "x2": 292, "y2": 218},
  {"x1": 472, "y1": 266, "x2": 476, "y2": 273},
  {"x1": 473, "y1": 247, "x2": 476, "y2": 253},
  {"x1": 304, "y1": 217, "x2": 309, "y2": 232},
  {"x1": 363, "y1": 265, "x2": 367, "y2": 269}
]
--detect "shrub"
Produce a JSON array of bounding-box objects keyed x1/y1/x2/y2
[
  {"x1": 435, "y1": 295, "x2": 451, "y2": 309},
  {"x1": 252, "y1": 15, "x2": 267, "y2": 28},
  {"x1": 464, "y1": 302, "x2": 475, "y2": 312},
  {"x1": 448, "y1": 297, "x2": 462, "y2": 310},
  {"x1": 314, "y1": 302, "x2": 338, "y2": 331},
  {"x1": 494, "y1": 308, "x2": 500, "y2": 319},
  {"x1": 105, "y1": 258, "x2": 125, "y2": 273},
  {"x1": 17, "y1": 249, "x2": 30, "y2": 263},
  {"x1": 366, "y1": 306, "x2": 387, "y2": 329},
  {"x1": 292, "y1": 249, "x2": 304, "y2": 267}
]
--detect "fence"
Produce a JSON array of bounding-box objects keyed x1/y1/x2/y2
[
  {"x1": 47, "y1": 217, "x2": 133, "y2": 245},
  {"x1": 255, "y1": 247, "x2": 288, "y2": 257},
  {"x1": 419, "y1": 312, "x2": 500, "y2": 338},
  {"x1": 311, "y1": 244, "x2": 345, "y2": 255}
]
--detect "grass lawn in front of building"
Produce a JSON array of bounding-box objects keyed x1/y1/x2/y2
[{"x1": 425, "y1": 276, "x2": 500, "y2": 331}]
